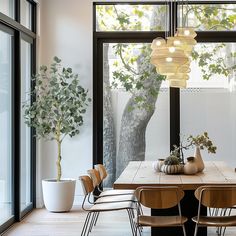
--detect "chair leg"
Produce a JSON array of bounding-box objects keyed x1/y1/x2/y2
[
  {"x1": 127, "y1": 209, "x2": 135, "y2": 236},
  {"x1": 89, "y1": 212, "x2": 101, "y2": 234},
  {"x1": 134, "y1": 224, "x2": 138, "y2": 236},
  {"x1": 81, "y1": 212, "x2": 92, "y2": 236},
  {"x1": 222, "y1": 227, "x2": 227, "y2": 236},
  {"x1": 94, "y1": 212, "x2": 100, "y2": 226},
  {"x1": 86, "y1": 213, "x2": 94, "y2": 236},
  {"x1": 194, "y1": 224, "x2": 198, "y2": 236},
  {"x1": 182, "y1": 225, "x2": 187, "y2": 236},
  {"x1": 88, "y1": 212, "x2": 96, "y2": 233},
  {"x1": 131, "y1": 208, "x2": 135, "y2": 218}
]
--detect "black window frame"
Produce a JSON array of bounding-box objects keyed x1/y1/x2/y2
[
  {"x1": 93, "y1": 1, "x2": 236, "y2": 168},
  {"x1": 0, "y1": 0, "x2": 37, "y2": 233}
]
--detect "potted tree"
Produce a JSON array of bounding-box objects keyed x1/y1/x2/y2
[{"x1": 23, "y1": 56, "x2": 91, "y2": 212}]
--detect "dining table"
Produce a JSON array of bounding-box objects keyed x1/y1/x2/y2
[{"x1": 113, "y1": 161, "x2": 236, "y2": 236}]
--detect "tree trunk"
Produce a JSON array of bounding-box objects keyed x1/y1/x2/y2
[
  {"x1": 103, "y1": 43, "x2": 116, "y2": 187},
  {"x1": 56, "y1": 139, "x2": 62, "y2": 182},
  {"x1": 116, "y1": 78, "x2": 162, "y2": 178},
  {"x1": 116, "y1": 6, "x2": 166, "y2": 178},
  {"x1": 56, "y1": 122, "x2": 62, "y2": 182}
]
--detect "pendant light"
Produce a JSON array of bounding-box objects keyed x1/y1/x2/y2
[{"x1": 150, "y1": 0, "x2": 197, "y2": 88}]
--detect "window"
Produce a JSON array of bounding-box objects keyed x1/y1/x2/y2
[
  {"x1": 0, "y1": 0, "x2": 14, "y2": 19},
  {"x1": 20, "y1": 0, "x2": 32, "y2": 29},
  {"x1": 20, "y1": 37, "x2": 32, "y2": 212},
  {"x1": 94, "y1": 2, "x2": 236, "y2": 187},
  {"x1": 0, "y1": 28, "x2": 13, "y2": 226},
  {"x1": 181, "y1": 43, "x2": 236, "y2": 167},
  {"x1": 0, "y1": 0, "x2": 36, "y2": 233},
  {"x1": 96, "y1": 4, "x2": 168, "y2": 31},
  {"x1": 102, "y1": 42, "x2": 169, "y2": 183},
  {"x1": 178, "y1": 4, "x2": 236, "y2": 31}
]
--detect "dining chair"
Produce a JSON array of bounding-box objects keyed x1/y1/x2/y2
[
  {"x1": 87, "y1": 169, "x2": 136, "y2": 203},
  {"x1": 192, "y1": 185, "x2": 236, "y2": 236},
  {"x1": 88, "y1": 167, "x2": 135, "y2": 197},
  {"x1": 79, "y1": 175, "x2": 136, "y2": 236},
  {"x1": 134, "y1": 186, "x2": 187, "y2": 236}
]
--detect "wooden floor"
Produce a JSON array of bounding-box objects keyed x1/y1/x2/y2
[{"x1": 2, "y1": 206, "x2": 236, "y2": 236}]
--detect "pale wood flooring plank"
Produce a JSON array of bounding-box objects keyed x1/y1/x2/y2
[{"x1": 3, "y1": 206, "x2": 236, "y2": 236}]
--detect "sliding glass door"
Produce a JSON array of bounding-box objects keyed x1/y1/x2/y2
[
  {"x1": 0, "y1": 0, "x2": 36, "y2": 232},
  {"x1": 0, "y1": 28, "x2": 13, "y2": 226},
  {"x1": 20, "y1": 37, "x2": 33, "y2": 212}
]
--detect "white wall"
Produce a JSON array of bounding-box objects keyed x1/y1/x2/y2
[{"x1": 37, "y1": 0, "x2": 93, "y2": 207}]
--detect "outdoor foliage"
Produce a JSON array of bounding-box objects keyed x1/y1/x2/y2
[{"x1": 97, "y1": 4, "x2": 236, "y2": 90}]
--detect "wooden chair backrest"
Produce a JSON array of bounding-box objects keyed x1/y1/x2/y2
[
  {"x1": 135, "y1": 186, "x2": 184, "y2": 209},
  {"x1": 79, "y1": 175, "x2": 94, "y2": 195},
  {"x1": 87, "y1": 169, "x2": 102, "y2": 188},
  {"x1": 95, "y1": 164, "x2": 108, "y2": 181},
  {"x1": 195, "y1": 185, "x2": 236, "y2": 208}
]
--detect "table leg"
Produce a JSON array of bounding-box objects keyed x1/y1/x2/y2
[{"x1": 151, "y1": 190, "x2": 207, "y2": 236}]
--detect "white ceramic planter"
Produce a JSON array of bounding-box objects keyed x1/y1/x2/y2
[
  {"x1": 161, "y1": 164, "x2": 183, "y2": 174},
  {"x1": 42, "y1": 179, "x2": 76, "y2": 212},
  {"x1": 152, "y1": 159, "x2": 165, "y2": 172}
]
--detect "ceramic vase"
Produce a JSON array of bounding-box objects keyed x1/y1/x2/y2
[
  {"x1": 161, "y1": 164, "x2": 183, "y2": 174},
  {"x1": 152, "y1": 158, "x2": 165, "y2": 172},
  {"x1": 194, "y1": 146, "x2": 205, "y2": 172},
  {"x1": 184, "y1": 157, "x2": 198, "y2": 175}
]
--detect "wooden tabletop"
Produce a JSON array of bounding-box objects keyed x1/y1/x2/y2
[{"x1": 113, "y1": 161, "x2": 236, "y2": 190}]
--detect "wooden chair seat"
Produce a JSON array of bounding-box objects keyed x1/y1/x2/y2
[
  {"x1": 136, "y1": 215, "x2": 188, "y2": 227},
  {"x1": 91, "y1": 201, "x2": 136, "y2": 212},
  {"x1": 134, "y1": 186, "x2": 187, "y2": 236},
  {"x1": 96, "y1": 194, "x2": 135, "y2": 204},
  {"x1": 192, "y1": 215, "x2": 236, "y2": 227},
  {"x1": 99, "y1": 189, "x2": 135, "y2": 197}
]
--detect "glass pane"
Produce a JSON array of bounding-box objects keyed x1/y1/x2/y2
[
  {"x1": 21, "y1": 0, "x2": 32, "y2": 29},
  {"x1": 0, "y1": 30, "x2": 13, "y2": 225},
  {"x1": 178, "y1": 4, "x2": 236, "y2": 31},
  {"x1": 0, "y1": 0, "x2": 14, "y2": 18},
  {"x1": 20, "y1": 40, "x2": 32, "y2": 211},
  {"x1": 103, "y1": 43, "x2": 169, "y2": 187},
  {"x1": 96, "y1": 5, "x2": 168, "y2": 31},
  {"x1": 181, "y1": 43, "x2": 236, "y2": 168}
]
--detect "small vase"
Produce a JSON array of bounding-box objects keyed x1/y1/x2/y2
[
  {"x1": 161, "y1": 164, "x2": 182, "y2": 175},
  {"x1": 184, "y1": 157, "x2": 198, "y2": 175},
  {"x1": 152, "y1": 158, "x2": 165, "y2": 172},
  {"x1": 194, "y1": 146, "x2": 205, "y2": 172}
]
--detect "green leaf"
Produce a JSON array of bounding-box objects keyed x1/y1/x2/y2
[{"x1": 54, "y1": 56, "x2": 61, "y2": 63}]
